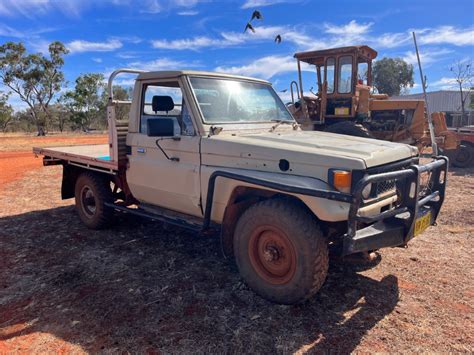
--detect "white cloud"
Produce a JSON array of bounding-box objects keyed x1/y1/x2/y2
[
  {"x1": 0, "y1": 0, "x2": 207, "y2": 18},
  {"x1": 373, "y1": 32, "x2": 411, "y2": 49},
  {"x1": 140, "y1": 0, "x2": 162, "y2": 14},
  {"x1": 151, "y1": 36, "x2": 224, "y2": 51},
  {"x1": 402, "y1": 48, "x2": 453, "y2": 66},
  {"x1": 324, "y1": 20, "x2": 373, "y2": 36},
  {"x1": 67, "y1": 39, "x2": 123, "y2": 53},
  {"x1": 174, "y1": 0, "x2": 201, "y2": 6},
  {"x1": 0, "y1": 24, "x2": 25, "y2": 38},
  {"x1": 319, "y1": 20, "x2": 380, "y2": 49},
  {"x1": 111, "y1": 35, "x2": 143, "y2": 44},
  {"x1": 215, "y1": 55, "x2": 312, "y2": 80},
  {"x1": 151, "y1": 25, "x2": 313, "y2": 50},
  {"x1": 429, "y1": 77, "x2": 458, "y2": 90},
  {"x1": 0, "y1": 24, "x2": 58, "y2": 39},
  {"x1": 178, "y1": 10, "x2": 199, "y2": 15},
  {"x1": 127, "y1": 57, "x2": 199, "y2": 71},
  {"x1": 28, "y1": 39, "x2": 51, "y2": 54},
  {"x1": 417, "y1": 26, "x2": 474, "y2": 46},
  {"x1": 116, "y1": 52, "x2": 140, "y2": 59},
  {"x1": 92, "y1": 57, "x2": 103, "y2": 63},
  {"x1": 0, "y1": 2, "x2": 12, "y2": 16},
  {"x1": 241, "y1": 0, "x2": 292, "y2": 9},
  {"x1": 0, "y1": 0, "x2": 85, "y2": 18},
  {"x1": 148, "y1": 21, "x2": 474, "y2": 54}
]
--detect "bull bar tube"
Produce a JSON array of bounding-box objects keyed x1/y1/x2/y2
[{"x1": 342, "y1": 156, "x2": 448, "y2": 255}]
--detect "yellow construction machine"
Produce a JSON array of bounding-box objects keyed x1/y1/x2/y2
[{"x1": 287, "y1": 45, "x2": 463, "y2": 165}]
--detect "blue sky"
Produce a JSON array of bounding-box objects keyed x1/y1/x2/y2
[{"x1": 0, "y1": 0, "x2": 473, "y2": 109}]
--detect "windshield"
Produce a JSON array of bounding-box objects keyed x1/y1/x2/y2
[{"x1": 189, "y1": 77, "x2": 293, "y2": 124}]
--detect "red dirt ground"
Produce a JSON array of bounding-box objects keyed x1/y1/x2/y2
[
  {"x1": 0, "y1": 134, "x2": 107, "y2": 192},
  {"x1": 0, "y1": 134, "x2": 472, "y2": 353}
]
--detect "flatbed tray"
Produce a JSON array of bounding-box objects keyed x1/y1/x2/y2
[{"x1": 33, "y1": 144, "x2": 118, "y2": 172}]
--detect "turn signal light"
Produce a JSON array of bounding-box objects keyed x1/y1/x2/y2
[{"x1": 333, "y1": 170, "x2": 352, "y2": 193}]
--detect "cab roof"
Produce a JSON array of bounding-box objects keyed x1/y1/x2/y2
[
  {"x1": 136, "y1": 70, "x2": 270, "y2": 84},
  {"x1": 294, "y1": 45, "x2": 378, "y2": 65}
]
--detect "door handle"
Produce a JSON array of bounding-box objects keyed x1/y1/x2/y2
[{"x1": 137, "y1": 147, "x2": 146, "y2": 154}]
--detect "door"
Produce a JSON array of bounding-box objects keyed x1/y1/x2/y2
[{"x1": 126, "y1": 79, "x2": 202, "y2": 217}]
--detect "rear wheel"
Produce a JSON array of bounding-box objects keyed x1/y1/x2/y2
[
  {"x1": 452, "y1": 144, "x2": 473, "y2": 168},
  {"x1": 74, "y1": 172, "x2": 114, "y2": 229},
  {"x1": 233, "y1": 199, "x2": 328, "y2": 304},
  {"x1": 325, "y1": 121, "x2": 372, "y2": 138}
]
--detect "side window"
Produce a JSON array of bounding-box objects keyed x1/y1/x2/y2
[
  {"x1": 358, "y1": 62, "x2": 368, "y2": 85},
  {"x1": 325, "y1": 57, "x2": 335, "y2": 94},
  {"x1": 140, "y1": 82, "x2": 195, "y2": 136},
  {"x1": 338, "y1": 56, "x2": 353, "y2": 94}
]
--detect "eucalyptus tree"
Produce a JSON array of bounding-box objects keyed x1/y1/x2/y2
[{"x1": 0, "y1": 41, "x2": 68, "y2": 135}]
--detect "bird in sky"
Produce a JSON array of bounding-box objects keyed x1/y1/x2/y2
[
  {"x1": 251, "y1": 10, "x2": 263, "y2": 21},
  {"x1": 275, "y1": 34, "x2": 282, "y2": 44},
  {"x1": 244, "y1": 22, "x2": 256, "y2": 33}
]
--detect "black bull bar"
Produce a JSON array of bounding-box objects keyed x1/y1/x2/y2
[
  {"x1": 342, "y1": 156, "x2": 448, "y2": 256},
  {"x1": 200, "y1": 157, "x2": 447, "y2": 257}
]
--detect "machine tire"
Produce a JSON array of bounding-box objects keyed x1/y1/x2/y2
[
  {"x1": 452, "y1": 144, "x2": 473, "y2": 168},
  {"x1": 325, "y1": 121, "x2": 372, "y2": 138},
  {"x1": 233, "y1": 198, "x2": 328, "y2": 304},
  {"x1": 74, "y1": 172, "x2": 114, "y2": 229}
]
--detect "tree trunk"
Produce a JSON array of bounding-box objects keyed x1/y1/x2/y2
[
  {"x1": 30, "y1": 110, "x2": 46, "y2": 136},
  {"x1": 459, "y1": 82, "x2": 466, "y2": 125},
  {"x1": 37, "y1": 125, "x2": 45, "y2": 136}
]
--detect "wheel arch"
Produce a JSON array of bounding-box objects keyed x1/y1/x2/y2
[{"x1": 220, "y1": 185, "x2": 324, "y2": 258}]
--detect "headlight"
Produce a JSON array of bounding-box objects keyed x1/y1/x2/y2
[{"x1": 361, "y1": 183, "x2": 373, "y2": 199}]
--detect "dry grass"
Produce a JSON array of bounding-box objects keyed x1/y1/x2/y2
[{"x1": 0, "y1": 136, "x2": 473, "y2": 353}]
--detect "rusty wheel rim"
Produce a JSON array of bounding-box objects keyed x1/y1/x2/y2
[
  {"x1": 248, "y1": 225, "x2": 297, "y2": 285},
  {"x1": 80, "y1": 185, "x2": 96, "y2": 217}
]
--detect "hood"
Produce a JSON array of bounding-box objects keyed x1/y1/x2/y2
[{"x1": 201, "y1": 130, "x2": 417, "y2": 179}]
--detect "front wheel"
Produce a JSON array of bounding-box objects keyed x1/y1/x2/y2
[
  {"x1": 233, "y1": 199, "x2": 328, "y2": 304},
  {"x1": 74, "y1": 172, "x2": 114, "y2": 229}
]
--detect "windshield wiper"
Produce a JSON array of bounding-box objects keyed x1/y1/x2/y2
[{"x1": 270, "y1": 119, "x2": 297, "y2": 132}]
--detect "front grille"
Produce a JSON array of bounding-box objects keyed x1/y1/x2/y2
[
  {"x1": 354, "y1": 157, "x2": 416, "y2": 202},
  {"x1": 376, "y1": 180, "x2": 396, "y2": 196}
]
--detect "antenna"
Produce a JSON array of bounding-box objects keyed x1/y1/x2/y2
[{"x1": 412, "y1": 31, "x2": 438, "y2": 156}]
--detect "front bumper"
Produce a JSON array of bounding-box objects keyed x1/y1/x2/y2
[{"x1": 342, "y1": 156, "x2": 448, "y2": 256}]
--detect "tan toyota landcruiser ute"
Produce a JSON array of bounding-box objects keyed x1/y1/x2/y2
[{"x1": 34, "y1": 69, "x2": 448, "y2": 304}]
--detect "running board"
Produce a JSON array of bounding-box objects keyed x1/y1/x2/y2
[{"x1": 104, "y1": 202, "x2": 219, "y2": 233}]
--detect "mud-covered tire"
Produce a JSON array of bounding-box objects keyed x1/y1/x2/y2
[
  {"x1": 325, "y1": 121, "x2": 372, "y2": 138},
  {"x1": 74, "y1": 172, "x2": 114, "y2": 229},
  {"x1": 233, "y1": 198, "x2": 328, "y2": 304},
  {"x1": 452, "y1": 144, "x2": 473, "y2": 168}
]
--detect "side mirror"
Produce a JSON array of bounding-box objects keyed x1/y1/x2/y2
[{"x1": 147, "y1": 118, "x2": 175, "y2": 137}]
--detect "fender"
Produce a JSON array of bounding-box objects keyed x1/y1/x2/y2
[{"x1": 201, "y1": 167, "x2": 352, "y2": 229}]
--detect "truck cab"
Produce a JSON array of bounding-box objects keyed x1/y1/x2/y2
[
  {"x1": 292, "y1": 45, "x2": 376, "y2": 125},
  {"x1": 34, "y1": 69, "x2": 448, "y2": 304}
]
